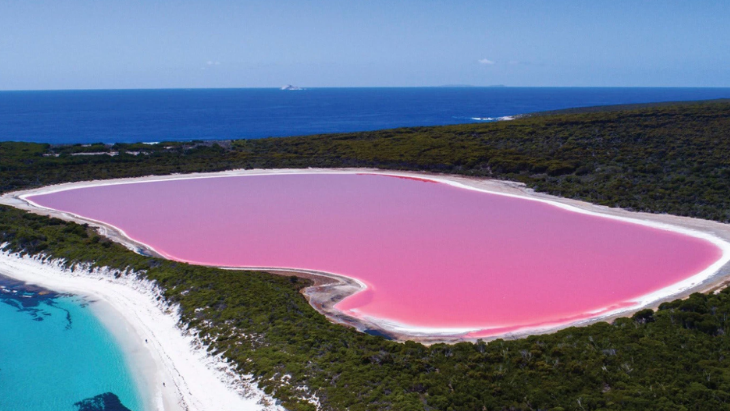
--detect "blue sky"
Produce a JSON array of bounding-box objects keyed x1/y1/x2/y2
[{"x1": 1, "y1": 1, "x2": 728, "y2": 89}]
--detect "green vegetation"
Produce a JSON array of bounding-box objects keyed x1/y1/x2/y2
[
  {"x1": 2, "y1": 100, "x2": 730, "y2": 221},
  {"x1": 2, "y1": 100, "x2": 730, "y2": 410}
]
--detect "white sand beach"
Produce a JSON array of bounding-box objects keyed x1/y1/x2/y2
[{"x1": 0, "y1": 249, "x2": 282, "y2": 411}]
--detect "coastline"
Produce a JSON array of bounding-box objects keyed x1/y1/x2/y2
[
  {"x1": 2, "y1": 167, "x2": 730, "y2": 344},
  {"x1": 0, "y1": 249, "x2": 281, "y2": 411}
]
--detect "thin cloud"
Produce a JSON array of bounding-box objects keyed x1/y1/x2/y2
[
  {"x1": 202, "y1": 61, "x2": 221, "y2": 70},
  {"x1": 478, "y1": 58, "x2": 495, "y2": 65}
]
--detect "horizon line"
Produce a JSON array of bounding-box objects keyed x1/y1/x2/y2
[{"x1": 3, "y1": 85, "x2": 730, "y2": 93}]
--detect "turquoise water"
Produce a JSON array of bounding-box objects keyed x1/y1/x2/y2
[{"x1": 0, "y1": 275, "x2": 143, "y2": 411}]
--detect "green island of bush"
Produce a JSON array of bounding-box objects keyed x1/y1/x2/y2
[{"x1": 1, "y1": 100, "x2": 730, "y2": 410}]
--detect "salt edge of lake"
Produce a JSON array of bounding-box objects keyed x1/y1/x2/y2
[{"x1": 3, "y1": 168, "x2": 730, "y2": 344}]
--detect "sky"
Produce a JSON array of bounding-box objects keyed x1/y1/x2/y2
[{"x1": 0, "y1": 1, "x2": 728, "y2": 90}]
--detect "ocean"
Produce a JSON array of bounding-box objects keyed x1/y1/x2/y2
[
  {"x1": 1, "y1": 87, "x2": 728, "y2": 144},
  {"x1": 0, "y1": 275, "x2": 142, "y2": 411}
]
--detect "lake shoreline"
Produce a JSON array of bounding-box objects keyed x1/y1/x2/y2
[{"x1": 2, "y1": 168, "x2": 730, "y2": 344}]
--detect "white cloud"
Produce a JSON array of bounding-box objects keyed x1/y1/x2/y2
[
  {"x1": 478, "y1": 58, "x2": 495, "y2": 65},
  {"x1": 206, "y1": 61, "x2": 221, "y2": 66}
]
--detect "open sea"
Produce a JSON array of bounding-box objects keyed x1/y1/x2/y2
[
  {"x1": 0, "y1": 275, "x2": 142, "y2": 411},
  {"x1": 1, "y1": 87, "x2": 728, "y2": 144}
]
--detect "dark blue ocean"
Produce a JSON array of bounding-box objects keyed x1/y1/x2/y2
[{"x1": 0, "y1": 87, "x2": 728, "y2": 144}]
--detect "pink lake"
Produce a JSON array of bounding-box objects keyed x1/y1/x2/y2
[{"x1": 28, "y1": 174, "x2": 723, "y2": 336}]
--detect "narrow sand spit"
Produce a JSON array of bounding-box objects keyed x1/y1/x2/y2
[
  {"x1": 2, "y1": 168, "x2": 730, "y2": 344},
  {"x1": 0, "y1": 250, "x2": 283, "y2": 411}
]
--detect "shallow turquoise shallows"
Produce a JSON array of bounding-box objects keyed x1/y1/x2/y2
[{"x1": 0, "y1": 276, "x2": 143, "y2": 411}]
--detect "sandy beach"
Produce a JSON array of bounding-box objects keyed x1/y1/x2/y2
[
  {"x1": 2, "y1": 168, "x2": 730, "y2": 346},
  {"x1": 0, "y1": 249, "x2": 282, "y2": 411}
]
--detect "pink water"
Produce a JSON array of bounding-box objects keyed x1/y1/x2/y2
[{"x1": 29, "y1": 174, "x2": 722, "y2": 335}]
